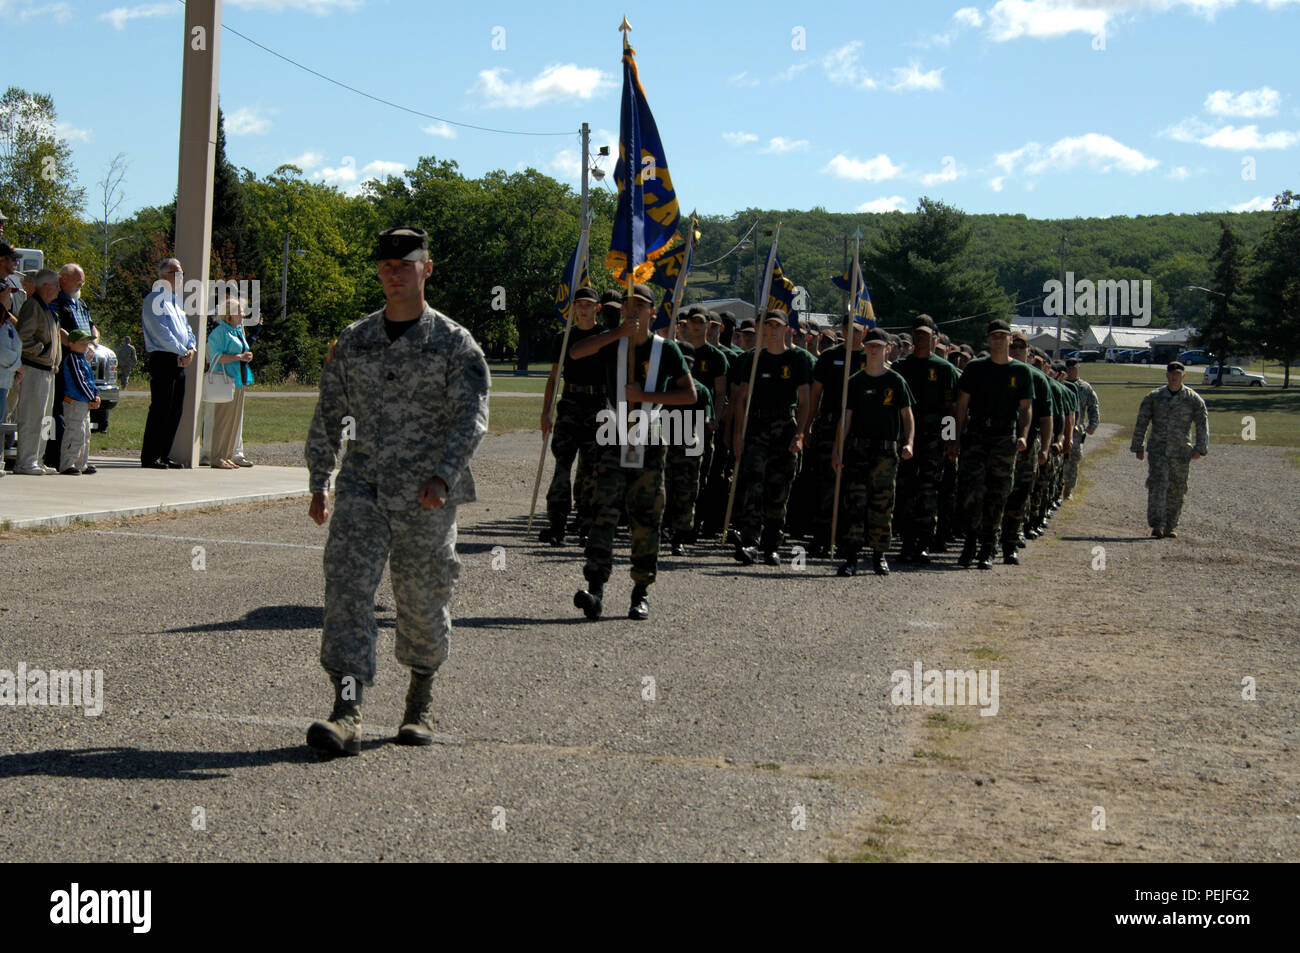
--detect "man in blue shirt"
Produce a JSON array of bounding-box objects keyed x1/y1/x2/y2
[
  {"x1": 45, "y1": 264, "x2": 98, "y2": 468},
  {"x1": 139, "y1": 257, "x2": 197, "y2": 468}
]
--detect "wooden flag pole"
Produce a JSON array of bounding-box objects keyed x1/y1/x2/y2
[
  {"x1": 527, "y1": 225, "x2": 589, "y2": 533},
  {"x1": 828, "y1": 238, "x2": 861, "y2": 557},
  {"x1": 721, "y1": 222, "x2": 781, "y2": 541}
]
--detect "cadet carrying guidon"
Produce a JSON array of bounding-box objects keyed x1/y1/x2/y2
[{"x1": 304, "y1": 226, "x2": 490, "y2": 756}]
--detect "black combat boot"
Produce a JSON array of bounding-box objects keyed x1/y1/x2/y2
[
  {"x1": 837, "y1": 553, "x2": 859, "y2": 577},
  {"x1": 1002, "y1": 539, "x2": 1020, "y2": 565},
  {"x1": 547, "y1": 511, "x2": 566, "y2": 547},
  {"x1": 734, "y1": 539, "x2": 757, "y2": 565},
  {"x1": 396, "y1": 669, "x2": 437, "y2": 746},
  {"x1": 976, "y1": 544, "x2": 995, "y2": 570},
  {"x1": 574, "y1": 583, "x2": 603, "y2": 620},
  {"x1": 958, "y1": 537, "x2": 978, "y2": 568},
  {"x1": 913, "y1": 532, "x2": 932, "y2": 565},
  {"x1": 872, "y1": 551, "x2": 890, "y2": 576},
  {"x1": 306, "y1": 675, "x2": 363, "y2": 756},
  {"x1": 628, "y1": 583, "x2": 650, "y2": 621}
]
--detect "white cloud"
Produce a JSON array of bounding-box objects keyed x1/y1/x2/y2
[
  {"x1": 994, "y1": 134, "x2": 1157, "y2": 185},
  {"x1": 824, "y1": 153, "x2": 904, "y2": 182},
  {"x1": 312, "y1": 157, "x2": 405, "y2": 194},
  {"x1": 857, "y1": 196, "x2": 908, "y2": 213},
  {"x1": 55, "y1": 122, "x2": 92, "y2": 143},
  {"x1": 953, "y1": 7, "x2": 984, "y2": 28},
  {"x1": 763, "y1": 137, "x2": 810, "y2": 153},
  {"x1": 890, "y1": 62, "x2": 944, "y2": 92},
  {"x1": 823, "y1": 41, "x2": 878, "y2": 90},
  {"x1": 985, "y1": 0, "x2": 1107, "y2": 42},
  {"x1": 547, "y1": 129, "x2": 617, "y2": 181},
  {"x1": 471, "y1": 64, "x2": 613, "y2": 109},
  {"x1": 1164, "y1": 116, "x2": 1300, "y2": 149},
  {"x1": 772, "y1": 63, "x2": 811, "y2": 83},
  {"x1": 1205, "y1": 87, "x2": 1281, "y2": 118},
  {"x1": 1167, "y1": 165, "x2": 1191, "y2": 180},
  {"x1": 722, "y1": 131, "x2": 758, "y2": 147},
  {"x1": 728, "y1": 72, "x2": 761, "y2": 88},
  {"x1": 1229, "y1": 195, "x2": 1274, "y2": 212},
  {"x1": 920, "y1": 159, "x2": 961, "y2": 185},
  {"x1": 285, "y1": 151, "x2": 323, "y2": 171},
  {"x1": 227, "y1": 0, "x2": 363, "y2": 12},
  {"x1": 226, "y1": 106, "x2": 272, "y2": 136},
  {"x1": 422, "y1": 121, "x2": 457, "y2": 139},
  {"x1": 99, "y1": 2, "x2": 173, "y2": 30}
]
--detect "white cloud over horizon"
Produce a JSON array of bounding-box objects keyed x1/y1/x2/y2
[{"x1": 471, "y1": 64, "x2": 613, "y2": 109}]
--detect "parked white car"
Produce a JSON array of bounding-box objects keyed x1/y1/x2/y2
[{"x1": 1202, "y1": 365, "x2": 1266, "y2": 387}]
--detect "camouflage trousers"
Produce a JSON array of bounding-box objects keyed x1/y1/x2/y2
[
  {"x1": 545, "y1": 395, "x2": 602, "y2": 527},
  {"x1": 1145, "y1": 448, "x2": 1191, "y2": 531},
  {"x1": 584, "y1": 445, "x2": 667, "y2": 588},
  {"x1": 896, "y1": 423, "x2": 946, "y2": 543},
  {"x1": 736, "y1": 412, "x2": 798, "y2": 550},
  {"x1": 1064, "y1": 428, "x2": 1085, "y2": 491},
  {"x1": 839, "y1": 441, "x2": 899, "y2": 556},
  {"x1": 1000, "y1": 433, "x2": 1040, "y2": 546},
  {"x1": 958, "y1": 428, "x2": 1019, "y2": 547},
  {"x1": 664, "y1": 441, "x2": 704, "y2": 535},
  {"x1": 938, "y1": 454, "x2": 960, "y2": 541},
  {"x1": 809, "y1": 415, "x2": 841, "y2": 547},
  {"x1": 321, "y1": 479, "x2": 460, "y2": 686},
  {"x1": 1030, "y1": 445, "x2": 1060, "y2": 528},
  {"x1": 698, "y1": 425, "x2": 732, "y2": 536}
]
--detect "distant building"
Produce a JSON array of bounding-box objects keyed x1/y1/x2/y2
[
  {"x1": 1147, "y1": 327, "x2": 1198, "y2": 362},
  {"x1": 692, "y1": 297, "x2": 755, "y2": 322},
  {"x1": 1079, "y1": 325, "x2": 1168, "y2": 351}
]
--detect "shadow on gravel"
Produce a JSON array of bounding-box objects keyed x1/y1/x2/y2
[
  {"x1": 1058, "y1": 535, "x2": 1154, "y2": 543},
  {"x1": 0, "y1": 744, "x2": 326, "y2": 780},
  {"x1": 456, "y1": 615, "x2": 583, "y2": 629},
  {"x1": 160, "y1": 604, "x2": 393, "y2": 634}
]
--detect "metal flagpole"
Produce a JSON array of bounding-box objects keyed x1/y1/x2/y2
[
  {"x1": 828, "y1": 238, "x2": 861, "y2": 557},
  {"x1": 721, "y1": 222, "x2": 781, "y2": 541}
]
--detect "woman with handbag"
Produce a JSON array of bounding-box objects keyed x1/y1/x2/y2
[{"x1": 206, "y1": 297, "x2": 254, "y2": 469}]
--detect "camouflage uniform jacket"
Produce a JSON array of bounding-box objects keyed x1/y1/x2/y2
[
  {"x1": 1074, "y1": 378, "x2": 1100, "y2": 430},
  {"x1": 306, "y1": 304, "x2": 490, "y2": 504},
  {"x1": 1130, "y1": 385, "x2": 1208, "y2": 456}
]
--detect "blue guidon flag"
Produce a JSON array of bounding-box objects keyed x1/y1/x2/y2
[
  {"x1": 648, "y1": 220, "x2": 698, "y2": 331},
  {"x1": 554, "y1": 228, "x2": 591, "y2": 323},
  {"x1": 605, "y1": 37, "x2": 681, "y2": 284},
  {"x1": 766, "y1": 253, "x2": 796, "y2": 316},
  {"x1": 832, "y1": 260, "x2": 877, "y2": 327}
]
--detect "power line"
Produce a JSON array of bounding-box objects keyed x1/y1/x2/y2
[
  {"x1": 695, "y1": 217, "x2": 761, "y2": 268},
  {"x1": 182, "y1": 1, "x2": 573, "y2": 138}
]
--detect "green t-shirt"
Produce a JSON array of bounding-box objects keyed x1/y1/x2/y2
[
  {"x1": 813, "y1": 343, "x2": 865, "y2": 419},
  {"x1": 733, "y1": 347, "x2": 814, "y2": 412},
  {"x1": 1019, "y1": 360, "x2": 1052, "y2": 432},
  {"x1": 958, "y1": 356, "x2": 1032, "y2": 422},
  {"x1": 1059, "y1": 377, "x2": 1079, "y2": 414},
  {"x1": 846, "y1": 368, "x2": 915, "y2": 443},
  {"x1": 691, "y1": 341, "x2": 730, "y2": 392},
  {"x1": 894, "y1": 353, "x2": 960, "y2": 419},
  {"x1": 600, "y1": 336, "x2": 690, "y2": 405},
  {"x1": 552, "y1": 324, "x2": 606, "y2": 388}
]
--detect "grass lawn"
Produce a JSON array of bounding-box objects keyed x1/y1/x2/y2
[{"x1": 91, "y1": 394, "x2": 545, "y2": 455}]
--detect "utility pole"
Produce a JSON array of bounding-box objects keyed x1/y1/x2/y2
[
  {"x1": 281, "y1": 231, "x2": 290, "y2": 321},
  {"x1": 580, "y1": 122, "x2": 590, "y2": 238},
  {"x1": 1055, "y1": 234, "x2": 1066, "y2": 358}
]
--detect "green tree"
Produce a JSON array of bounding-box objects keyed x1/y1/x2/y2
[
  {"x1": 1247, "y1": 191, "x2": 1300, "y2": 389},
  {"x1": 1195, "y1": 221, "x2": 1246, "y2": 386},
  {"x1": 0, "y1": 86, "x2": 87, "y2": 263}
]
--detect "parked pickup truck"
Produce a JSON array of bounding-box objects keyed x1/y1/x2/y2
[{"x1": 1202, "y1": 365, "x2": 1266, "y2": 387}]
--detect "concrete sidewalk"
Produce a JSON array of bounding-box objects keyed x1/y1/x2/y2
[{"x1": 0, "y1": 456, "x2": 311, "y2": 530}]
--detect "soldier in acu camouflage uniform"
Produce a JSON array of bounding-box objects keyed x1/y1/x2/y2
[
  {"x1": 1131, "y1": 361, "x2": 1209, "y2": 538},
  {"x1": 304, "y1": 227, "x2": 490, "y2": 756},
  {"x1": 662, "y1": 341, "x2": 713, "y2": 555},
  {"x1": 540, "y1": 286, "x2": 604, "y2": 546},
  {"x1": 1063, "y1": 357, "x2": 1100, "y2": 499},
  {"x1": 569, "y1": 282, "x2": 694, "y2": 621},
  {"x1": 833, "y1": 327, "x2": 915, "y2": 576}
]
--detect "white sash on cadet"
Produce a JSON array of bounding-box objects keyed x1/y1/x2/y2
[{"x1": 615, "y1": 335, "x2": 664, "y2": 469}]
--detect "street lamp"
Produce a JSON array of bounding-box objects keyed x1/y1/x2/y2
[{"x1": 1187, "y1": 285, "x2": 1228, "y2": 384}]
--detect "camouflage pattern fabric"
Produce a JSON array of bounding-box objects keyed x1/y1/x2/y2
[
  {"x1": 584, "y1": 445, "x2": 667, "y2": 587},
  {"x1": 736, "y1": 412, "x2": 798, "y2": 550},
  {"x1": 545, "y1": 394, "x2": 602, "y2": 527},
  {"x1": 809, "y1": 415, "x2": 841, "y2": 547},
  {"x1": 958, "y1": 428, "x2": 1019, "y2": 547},
  {"x1": 839, "y1": 441, "x2": 900, "y2": 556},
  {"x1": 1000, "y1": 432, "x2": 1039, "y2": 545},
  {"x1": 1131, "y1": 384, "x2": 1208, "y2": 531},
  {"x1": 1144, "y1": 449, "x2": 1193, "y2": 532},
  {"x1": 664, "y1": 441, "x2": 703, "y2": 535},
  {"x1": 897, "y1": 424, "x2": 946, "y2": 542},
  {"x1": 938, "y1": 454, "x2": 960, "y2": 541}
]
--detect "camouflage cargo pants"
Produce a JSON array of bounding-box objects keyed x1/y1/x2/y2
[
  {"x1": 698, "y1": 425, "x2": 732, "y2": 536},
  {"x1": 1000, "y1": 432, "x2": 1040, "y2": 545},
  {"x1": 1064, "y1": 429, "x2": 1085, "y2": 490},
  {"x1": 1030, "y1": 445, "x2": 1059, "y2": 528},
  {"x1": 938, "y1": 454, "x2": 959, "y2": 540},
  {"x1": 839, "y1": 441, "x2": 899, "y2": 556},
  {"x1": 958, "y1": 428, "x2": 1019, "y2": 547},
  {"x1": 809, "y1": 415, "x2": 840, "y2": 546},
  {"x1": 736, "y1": 412, "x2": 798, "y2": 549},
  {"x1": 322, "y1": 480, "x2": 459, "y2": 685},
  {"x1": 584, "y1": 445, "x2": 667, "y2": 588},
  {"x1": 897, "y1": 424, "x2": 946, "y2": 542},
  {"x1": 545, "y1": 395, "x2": 602, "y2": 526},
  {"x1": 664, "y1": 442, "x2": 704, "y2": 535},
  {"x1": 1145, "y1": 448, "x2": 1191, "y2": 531}
]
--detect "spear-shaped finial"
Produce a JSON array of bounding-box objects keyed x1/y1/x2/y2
[{"x1": 619, "y1": 15, "x2": 632, "y2": 50}]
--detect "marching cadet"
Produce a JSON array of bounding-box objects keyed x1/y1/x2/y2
[
  {"x1": 784, "y1": 313, "x2": 819, "y2": 541},
  {"x1": 806, "y1": 311, "x2": 866, "y2": 556},
  {"x1": 662, "y1": 341, "x2": 714, "y2": 554},
  {"x1": 998, "y1": 333, "x2": 1053, "y2": 564},
  {"x1": 832, "y1": 327, "x2": 915, "y2": 576},
  {"x1": 951, "y1": 320, "x2": 1031, "y2": 571},
  {"x1": 1063, "y1": 357, "x2": 1100, "y2": 499},
  {"x1": 721, "y1": 318, "x2": 758, "y2": 543},
  {"x1": 893, "y1": 315, "x2": 960, "y2": 564},
  {"x1": 682, "y1": 308, "x2": 729, "y2": 540},
  {"x1": 1026, "y1": 350, "x2": 1066, "y2": 538},
  {"x1": 305, "y1": 226, "x2": 490, "y2": 756},
  {"x1": 568, "y1": 282, "x2": 694, "y2": 621},
  {"x1": 540, "y1": 286, "x2": 604, "y2": 546},
  {"x1": 730, "y1": 309, "x2": 813, "y2": 565},
  {"x1": 1130, "y1": 360, "x2": 1209, "y2": 538},
  {"x1": 1048, "y1": 361, "x2": 1077, "y2": 513}
]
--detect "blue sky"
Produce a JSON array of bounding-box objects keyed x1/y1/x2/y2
[{"x1": 14, "y1": 0, "x2": 1300, "y2": 222}]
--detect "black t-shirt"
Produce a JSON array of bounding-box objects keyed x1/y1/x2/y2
[
  {"x1": 726, "y1": 346, "x2": 754, "y2": 387},
  {"x1": 893, "y1": 353, "x2": 959, "y2": 419},
  {"x1": 552, "y1": 324, "x2": 606, "y2": 388},
  {"x1": 813, "y1": 344, "x2": 865, "y2": 419},
  {"x1": 599, "y1": 335, "x2": 690, "y2": 404},
  {"x1": 846, "y1": 368, "x2": 915, "y2": 443},
  {"x1": 958, "y1": 357, "x2": 1032, "y2": 422},
  {"x1": 384, "y1": 317, "x2": 417, "y2": 342},
  {"x1": 732, "y1": 347, "x2": 814, "y2": 412},
  {"x1": 691, "y1": 341, "x2": 730, "y2": 392}
]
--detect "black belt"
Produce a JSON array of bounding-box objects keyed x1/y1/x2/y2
[
  {"x1": 20, "y1": 358, "x2": 54, "y2": 371},
  {"x1": 563, "y1": 384, "x2": 602, "y2": 396}
]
